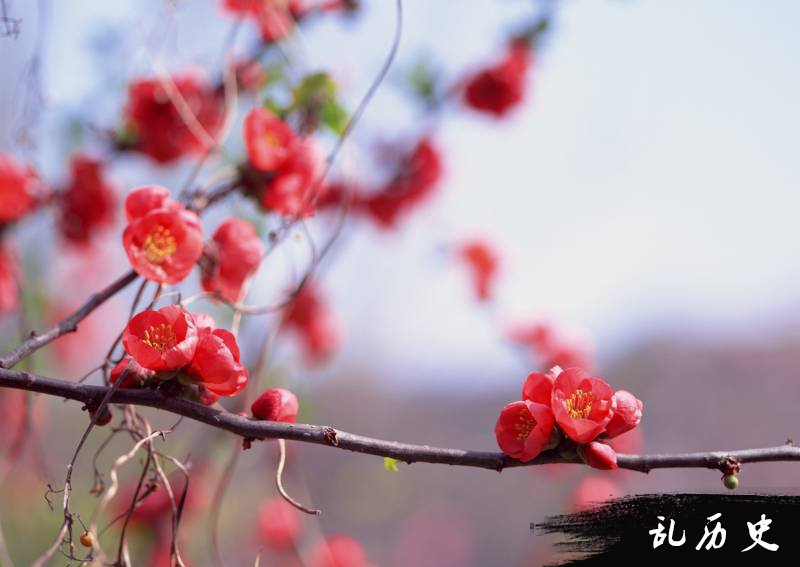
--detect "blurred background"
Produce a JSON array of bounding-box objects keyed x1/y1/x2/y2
[{"x1": 2, "y1": 0, "x2": 800, "y2": 565}]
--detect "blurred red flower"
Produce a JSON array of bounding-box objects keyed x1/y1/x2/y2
[
  {"x1": 251, "y1": 388, "x2": 299, "y2": 422},
  {"x1": 579, "y1": 441, "x2": 618, "y2": 470},
  {"x1": 310, "y1": 535, "x2": 371, "y2": 567},
  {"x1": 0, "y1": 153, "x2": 39, "y2": 224},
  {"x1": 359, "y1": 138, "x2": 442, "y2": 228},
  {"x1": 463, "y1": 41, "x2": 531, "y2": 118},
  {"x1": 0, "y1": 243, "x2": 20, "y2": 313},
  {"x1": 281, "y1": 283, "x2": 340, "y2": 364},
  {"x1": 187, "y1": 325, "x2": 248, "y2": 397},
  {"x1": 495, "y1": 399, "x2": 555, "y2": 462},
  {"x1": 257, "y1": 497, "x2": 302, "y2": 549},
  {"x1": 604, "y1": 390, "x2": 643, "y2": 439},
  {"x1": 244, "y1": 107, "x2": 297, "y2": 171},
  {"x1": 201, "y1": 218, "x2": 264, "y2": 303},
  {"x1": 122, "y1": 305, "x2": 199, "y2": 371},
  {"x1": 58, "y1": 154, "x2": 116, "y2": 246},
  {"x1": 262, "y1": 137, "x2": 326, "y2": 217},
  {"x1": 458, "y1": 239, "x2": 500, "y2": 301},
  {"x1": 571, "y1": 475, "x2": 621, "y2": 512},
  {"x1": 123, "y1": 74, "x2": 224, "y2": 164},
  {"x1": 221, "y1": 0, "x2": 302, "y2": 42},
  {"x1": 551, "y1": 368, "x2": 616, "y2": 444},
  {"x1": 122, "y1": 186, "x2": 204, "y2": 284}
]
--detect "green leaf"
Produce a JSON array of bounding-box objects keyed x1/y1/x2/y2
[
  {"x1": 408, "y1": 58, "x2": 437, "y2": 102},
  {"x1": 292, "y1": 72, "x2": 337, "y2": 109},
  {"x1": 384, "y1": 457, "x2": 400, "y2": 473},
  {"x1": 320, "y1": 99, "x2": 348, "y2": 136}
]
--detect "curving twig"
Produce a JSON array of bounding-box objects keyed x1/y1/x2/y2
[{"x1": 2, "y1": 367, "x2": 799, "y2": 474}]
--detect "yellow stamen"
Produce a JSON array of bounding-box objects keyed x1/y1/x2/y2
[
  {"x1": 142, "y1": 323, "x2": 177, "y2": 352},
  {"x1": 514, "y1": 412, "x2": 536, "y2": 440},
  {"x1": 142, "y1": 225, "x2": 176, "y2": 264},
  {"x1": 564, "y1": 389, "x2": 593, "y2": 419}
]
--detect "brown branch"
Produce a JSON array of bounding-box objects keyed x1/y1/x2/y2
[
  {"x1": 0, "y1": 270, "x2": 139, "y2": 369},
  {"x1": 2, "y1": 367, "x2": 799, "y2": 474}
]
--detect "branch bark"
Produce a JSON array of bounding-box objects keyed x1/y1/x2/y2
[{"x1": 2, "y1": 367, "x2": 799, "y2": 473}]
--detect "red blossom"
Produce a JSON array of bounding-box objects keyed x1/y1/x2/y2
[
  {"x1": 123, "y1": 73, "x2": 224, "y2": 164},
  {"x1": 508, "y1": 320, "x2": 593, "y2": 372},
  {"x1": 110, "y1": 357, "x2": 155, "y2": 388},
  {"x1": 244, "y1": 107, "x2": 297, "y2": 171},
  {"x1": 458, "y1": 239, "x2": 500, "y2": 301},
  {"x1": 201, "y1": 218, "x2": 264, "y2": 302},
  {"x1": 124, "y1": 184, "x2": 179, "y2": 222},
  {"x1": 0, "y1": 244, "x2": 20, "y2": 313},
  {"x1": 551, "y1": 368, "x2": 616, "y2": 444},
  {"x1": 604, "y1": 389, "x2": 643, "y2": 439},
  {"x1": 58, "y1": 154, "x2": 116, "y2": 246},
  {"x1": 579, "y1": 441, "x2": 618, "y2": 470},
  {"x1": 122, "y1": 305, "x2": 199, "y2": 371},
  {"x1": 310, "y1": 535, "x2": 371, "y2": 567},
  {"x1": 359, "y1": 138, "x2": 442, "y2": 228},
  {"x1": 186, "y1": 325, "x2": 248, "y2": 397},
  {"x1": 261, "y1": 137, "x2": 326, "y2": 217},
  {"x1": 495, "y1": 399, "x2": 555, "y2": 462},
  {"x1": 122, "y1": 186, "x2": 204, "y2": 284},
  {"x1": 282, "y1": 283, "x2": 340, "y2": 364},
  {"x1": 463, "y1": 42, "x2": 531, "y2": 118},
  {"x1": 257, "y1": 497, "x2": 302, "y2": 549},
  {"x1": 251, "y1": 388, "x2": 299, "y2": 422},
  {"x1": 0, "y1": 153, "x2": 39, "y2": 224},
  {"x1": 221, "y1": 0, "x2": 301, "y2": 42}
]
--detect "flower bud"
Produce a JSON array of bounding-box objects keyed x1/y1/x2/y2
[
  {"x1": 80, "y1": 531, "x2": 94, "y2": 548},
  {"x1": 579, "y1": 441, "x2": 618, "y2": 470},
  {"x1": 604, "y1": 390, "x2": 643, "y2": 439},
  {"x1": 90, "y1": 406, "x2": 113, "y2": 426},
  {"x1": 723, "y1": 474, "x2": 739, "y2": 490},
  {"x1": 251, "y1": 388, "x2": 299, "y2": 423}
]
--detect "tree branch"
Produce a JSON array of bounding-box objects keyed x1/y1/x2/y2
[
  {"x1": 2, "y1": 367, "x2": 799, "y2": 473},
  {"x1": 0, "y1": 270, "x2": 139, "y2": 369}
]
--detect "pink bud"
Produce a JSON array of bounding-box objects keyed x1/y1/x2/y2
[
  {"x1": 604, "y1": 390, "x2": 643, "y2": 439},
  {"x1": 580, "y1": 441, "x2": 618, "y2": 470}
]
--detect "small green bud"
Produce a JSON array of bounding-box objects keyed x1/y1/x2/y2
[{"x1": 723, "y1": 474, "x2": 739, "y2": 490}]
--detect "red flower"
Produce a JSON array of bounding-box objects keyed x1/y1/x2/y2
[
  {"x1": 359, "y1": 138, "x2": 442, "y2": 228},
  {"x1": 124, "y1": 184, "x2": 179, "y2": 222},
  {"x1": 571, "y1": 476, "x2": 620, "y2": 512},
  {"x1": 122, "y1": 186, "x2": 204, "y2": 284},
  {"x1": 551, "y1": 368, "x2": 616, "y2": 444},
  {"x1": 604, "y1": 390, "x2": 643, "y2": 439},
  {"x1": 187, "y1": 326, "x2": 248, "y2": 397},
  {"x1": 257, "y1": 497, "x2": 301, "y2": 549},
  {"x1": 282, "y1": 284, "x2": 340, "y2": 364},
  {"x1": 508, "y1": 320, "x2": 593, "y2": 372},
  {"x1": 579, "y1": 441, "x2": 618, "y2": 470},
  {"x1": 244, "y1": 107, "x2": 296, "y2": 171},
  {"x1": 0, "y1": 153, "x2": 38, "y2": 224},
  {"x1": 495, "y1": 400, "x2": 555, "y2": 462},
  {"x1": 262, "y1": 137, "x2": 325, "y2": 217},
  {"x1": 310, "y1": 535, "x2": 370, "y2": 567},
  {"x1": 123, "y1": 73, "x2": 224, "y2": 164},
  {"x1": 122, "y1": 305, "x2": 199, "y2": 371},
  {"x1": 521, "y1": 370, "x2": 556, "y2": 405},
  {"x1": 458, "y1": 239, "x2": 500, "y2": 301},
  {"x1": 58, "y1": 154, "x2": 116, "y2": 245},
  {"x1": 201, "y1": 218, "x2": 264, "y2": 303},
  {"x1": 251, "y1": 388, "x2": 299, "y2": 422},
  {"x1": 221, "y1": 0, "x2": 298, "y2": 42},
  {"x1": 0, "y1": 244, "x2": 20, "y2": 313},
  {"x1": 110, "y1": 357, "x2": 155, "y2": 388},
  {"x1": 463, "y1": 42, "x2": 531, "y2": 117}
]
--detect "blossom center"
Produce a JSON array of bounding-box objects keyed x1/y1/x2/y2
[
  {"x1": 565, "y1": 389, "x2": 593, "y2": 419},
  {"x1": 514, "y1": 411, "x2": 536, "y2": 441},
  {"x1": 142, "y1": 323, "x2": 177, "y2": 352},
  {"x1": 142, "y1": 225, "x2": 177, "y2": 264}
]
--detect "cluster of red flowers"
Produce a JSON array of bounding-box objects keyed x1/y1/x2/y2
[
  {"x1": 463, "y1": 39, "x2": 532, "y2": 118},
  {"x1": 321, "y1": 137, "x2": 443, "y2": 229},
  {"x1": 122, "y1": 73, "x2": 225, "y2": 164},
  {"x1": 57, "y1": 154, "x2": 117, "y2": 246},
  {"x1": 242, "y1": 107, "x2": 326, "y2": 217},
  {"x1": 495, "y1": 366, "x2": 643, "y2": 468},
  {"x1": 119, "y1": 305, "x2": 248, "y2": 399}
]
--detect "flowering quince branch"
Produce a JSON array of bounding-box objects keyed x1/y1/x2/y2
[{"x1": 1, "y1": 367, "x2": 799, "y2": 474}]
